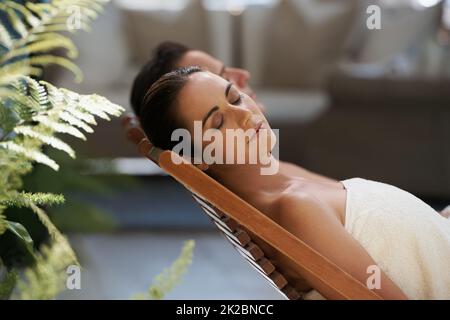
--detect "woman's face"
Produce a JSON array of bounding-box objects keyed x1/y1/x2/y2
[{"x1": 175, "y1": 71, "x2": 276, "y2": 166}]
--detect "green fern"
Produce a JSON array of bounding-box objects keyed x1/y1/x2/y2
[
  {"x1": 0, "y1": 191, "x2": 65, "y2": 208},
  {"x1": 0, "y1": 0, "x2": 125, "y2": 300},
  {"x1": 0, "y1": 76, "x2": 124, "y2": 171},
  {"x1": 133, "y1": 240, "x2": 196, "y2": 300},
  {"x1": 0, "y1": 0, "x2": 110, "y2": 82},
  {"x1": 13, "y1": 238, "x2": 78, "y2": 300},
  {"x1": 0, "y1": 268, "x2": 18, "y2": 299}
]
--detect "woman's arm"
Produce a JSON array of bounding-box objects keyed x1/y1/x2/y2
[{"x1": 277, "y1": 193, "x2": 409, "y2": 300}]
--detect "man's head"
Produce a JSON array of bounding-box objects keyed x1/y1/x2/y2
[{"x1": 130, "y1": 41, "x2": 257, "y2": 116}]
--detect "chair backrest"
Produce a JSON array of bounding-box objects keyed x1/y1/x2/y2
[{"x1": 122, "y1": 114, "x2": 381, "y2": 300}]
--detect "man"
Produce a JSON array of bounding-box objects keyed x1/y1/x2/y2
[{"x1": 130, "y1": 41, "x2": 260, "y2": 116}]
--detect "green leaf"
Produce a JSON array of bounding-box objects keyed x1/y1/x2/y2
[{"x1": 6, "y1": 220, "x2": 35, "y2": 258}]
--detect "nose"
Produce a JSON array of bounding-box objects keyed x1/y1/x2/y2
[{"x1": 228, "y1": 104, "x2": 252, "y2": 127}]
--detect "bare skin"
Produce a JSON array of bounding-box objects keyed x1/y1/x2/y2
[{"x1": 175, "y1": 71, "x2": 409, "y2": 300}]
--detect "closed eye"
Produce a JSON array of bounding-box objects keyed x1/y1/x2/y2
[
  {"x1": 232, "y1": 94, "x2": 243, "y2": 105},
  {"x1": 216, "y1": 114, "x2": 224, "y2": 129}
]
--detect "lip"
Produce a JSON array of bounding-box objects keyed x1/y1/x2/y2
[
  {"x1": 255, "y1": 121, "x2": 264, "y2": 133},
  {"x1": 248, "y1": 121, "x2": 264, "y2": 143}
]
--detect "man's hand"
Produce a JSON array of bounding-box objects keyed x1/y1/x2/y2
[{"x1": 440, "y1": 205, "x2": 450, "y2": 219}]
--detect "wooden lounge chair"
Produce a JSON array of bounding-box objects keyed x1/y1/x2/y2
[{"x1": 121, "y1": 114, "x2": 381, "y2": 300}]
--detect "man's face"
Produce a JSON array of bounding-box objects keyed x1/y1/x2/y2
[{"x1": 176, "y1": 50, "x2": 258, "y2": 103}]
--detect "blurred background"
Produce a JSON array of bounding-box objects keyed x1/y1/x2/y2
[{"x1": 41, "y1": 0, "x2": 450, "y2": 299}]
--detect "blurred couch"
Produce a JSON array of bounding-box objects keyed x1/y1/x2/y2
[{"x1": 291, "y1": 74, "x2": 450, "y2": 198}]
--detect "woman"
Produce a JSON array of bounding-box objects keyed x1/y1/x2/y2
[{"x1": 139, "y1": 66, "x2": 450, "y2": 300}]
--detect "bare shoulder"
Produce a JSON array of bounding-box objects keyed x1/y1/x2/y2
[
  {"x1": 274, "y1": 184, "x2": 338, "y2": 222},
  {"x1": 276, "y1": 184, "x2": 320, "y2": 214}
]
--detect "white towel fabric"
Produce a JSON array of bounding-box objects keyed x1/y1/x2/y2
[{"x1": 304, "y1": 177, "x2": 450, "y2": 300}]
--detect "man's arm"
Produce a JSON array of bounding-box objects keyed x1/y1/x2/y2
[{"x1": 440, "y1": 205, "x2": 450, "y2": 218}]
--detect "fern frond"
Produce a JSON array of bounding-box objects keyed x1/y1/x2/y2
[
  {"x1": 0, "y1": 62, "x2": 42, "y2": 82},
  {"x1": 0, "y1": 141, "x2": 59, "y2": 170},
  {"x1": 133, "y1": 240, "x2": 195, "y2": 300},
  {"x1": 0, "y1": 191, "x2": 65, "y2": 208},
  {"x1": 0, "y1": 23, "x2": 13, "y2": 49},
  {"x1": 4, "y1": 1, "x2": 41, "y2": 28},
  {"x1": 0, "y1": 269, "x2": 18, "y2": 299},
  {"x1": 65, "y1": 105, "x2": 97, "y2": 125},
  {"x1": 59, "y1": 111, "x2": 93, "y2": 133},
  {"x1": 23, "y1": 55, "x2": 83, "y2": 83},
  {"x1": 12, "y1": 76, "x2": 49, "y2": 107},
  {"x1": 24, "y1": 2, "x2": 57, "y2": 19},
  {"x1": 27, "y1": 202, "x2": 77, "y2": 263},
  {"x1": 14, "y1": 126, "x2": 76, "y2": 157},
  {"x1": 32, "y1": 115, "x2": 86, "y2": 140},
  {"x1": 0, "y1": 0, "x2": 111, "y2": 81},
  {"x1": 57, "y1": 89, "x2": 123, "y2": 121},
  {"x1": 1, "y1": 36, "x2": 78, "y2": 63},
  {"x1": 44, "y1": 83, "x2": 124, "y2": 120},
  {"x1": 13, "y1": 239, "x2": 78, "y2": 300},
  {"x1": 2, "y1": 76, "x2": 124, "y2": 172},
  {"x1": 0, "y1": 70, "x2": 39, "y2": 87},
  {"x1": 5, "y1": 6, "x2": 28, "y2": 39},
  {"x1": 80, "y1": 94, "x2": 124, "y2": 118}
]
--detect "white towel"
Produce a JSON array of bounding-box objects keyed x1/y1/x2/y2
[{"x1": 305, "y1": 178, "x2": 450, "y2": 300}]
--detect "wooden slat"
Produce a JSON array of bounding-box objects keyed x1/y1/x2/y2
[
  {"x1": 122, "y1": 114, "x2": 146, "y2": 145},
  {"x1": 283, "y1": 285, "x2": 302, "y2": 300},
  {"x1": 241, "y1": 251, "x2": 288, "y2": 290},
  {"x1": 223, "y1": 234, "x2": 262, "y2": 261},
  {"x1": 256, "y1": 257, "x2": 276, "y2": 275},
  {"x1": 193, "y1": 195, "x2": 226, "y2": 219},
  {"x1": 214, "y1": 222, "x2": 251, "y2": 247}
]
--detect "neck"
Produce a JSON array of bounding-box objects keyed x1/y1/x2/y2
[{"x1": 208, "y1": 155, "x2": 292, "y2": 200}]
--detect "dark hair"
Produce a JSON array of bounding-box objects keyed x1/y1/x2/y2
[
  {"x1": 130, "y1": 42, "x2": 190, "y2": 115},
  {"x1": 140, "y1": 66, "x2": 203, "y2": 152}
]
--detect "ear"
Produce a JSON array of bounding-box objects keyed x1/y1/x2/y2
[{"x1": 195, "y1": 162, "x2": 209, "y2": 172}]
